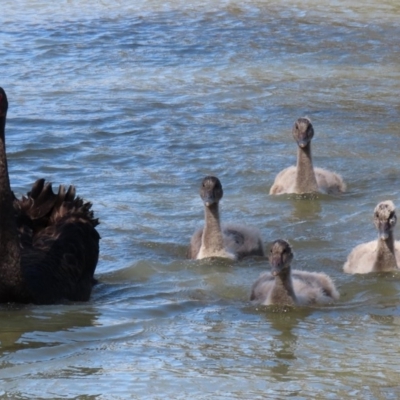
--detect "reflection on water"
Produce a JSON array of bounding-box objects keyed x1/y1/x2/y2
[
  {"x1": 1, "y1": 0, "x2": 400, "y2": 398},
  {"x1": 265, "y1": 312, "x2": 304, "y2": 380},
  {"x1": 289, "y1": 196, "x2": 323, "y2": 221}
]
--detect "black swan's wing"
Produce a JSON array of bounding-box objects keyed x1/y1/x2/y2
[{"x1": 14, "y1": 179, "x2": 100, "y2": 304}]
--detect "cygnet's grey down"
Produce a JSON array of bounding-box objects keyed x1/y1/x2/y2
[
  {"x1": 250, "y1": 239, "x2": 339, "y2": 306},
  {"x1": 343, "y1": 200, "x2": 400, "y2": 274},
  {"x1": 188, "y1": 176, "x2": 265, "y2": 260},
  {"x1": 270, "y1": 117, "x2": 346, "y2": 195}
]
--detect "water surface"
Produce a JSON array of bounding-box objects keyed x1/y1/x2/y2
[{"x1": 1, "y1": 0, "x2": 400, "y2": 398}]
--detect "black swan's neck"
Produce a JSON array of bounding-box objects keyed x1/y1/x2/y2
[
  {"x1": 0, "y1": 112, "x2": 22, "y2": 289},
  {"x1": 373, "y1": 232, "x2": 398, "y2": 271},
  {"x1": 202, "y1": 203, "x2": 225, "y2": 253},
  {"x1": 295, "y1": 143, "x2": 319, "y2": 193},
  {"x1": 271, "y1": 269, "x2": 297, "y2": 306}
]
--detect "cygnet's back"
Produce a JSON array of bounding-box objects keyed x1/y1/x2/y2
[
  {"x1": 188, "y1": 176, "x2": 264, "y2": 260},
  {"x1": 270, "y1": 117, "x2": 346, "y2": 195},
  {"x1": 251, "y1": 239, "x2": 339, "y2": 306}
]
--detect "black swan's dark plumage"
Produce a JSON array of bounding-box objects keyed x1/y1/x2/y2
[{"x1": 0, "y1": 87, "x2": 100, "y2": 304}]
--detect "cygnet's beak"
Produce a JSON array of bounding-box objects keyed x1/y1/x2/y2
[
  {"x1": 297, "y1": 139, "x2": 309, "y2": 148},
  {"x1": 203, "y1": 194, "x2": 215, "y2": 207},
  {"x1": 270, "y1": 258, "x2": 282, "y2": 276},
  {"x1": 378, "y1": 221, "x2": 391, "y2": 240}
]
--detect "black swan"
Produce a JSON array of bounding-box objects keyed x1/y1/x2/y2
[
  {"x1": 0, "y1": 87, "x2": 100, "y2": 304},
  {"x1": 188, "y1": 176, "x2": 264, "y2": 260}
]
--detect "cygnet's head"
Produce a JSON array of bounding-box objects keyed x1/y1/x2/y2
[
  {"x1": 292, "y1": 117, "x2": 314, "y2": 148},
  {"x1": 200, "y1": 176, "x2": 223, "y2": 207},
  {"x1": 269, "y1": 239, "x2": 294, "y2": 276},
  {"x1": 373, "y1": 200, "x2": 397, "y2": 240}
]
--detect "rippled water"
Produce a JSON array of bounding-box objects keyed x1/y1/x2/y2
[{"x1": 1, "y1": 0, "x2": 400, "y2": 398}]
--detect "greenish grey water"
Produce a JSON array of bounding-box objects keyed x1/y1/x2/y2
[{"x1": 1, "y1": 0, "x2": 400, "y2": 398}]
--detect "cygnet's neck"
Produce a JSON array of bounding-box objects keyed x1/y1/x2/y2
[
  {"x1": 295, "y1": 143, "x2": 319, "y2": 193},
  {"x1": 373, "y1": 231, "x2": 398, "y2": 271},
  {"x1": 271, "y1": 268, "x2": 297, "y2": 306},
  {"x1": 201, "y1": 202, "x2": 225, "y2": 253}
]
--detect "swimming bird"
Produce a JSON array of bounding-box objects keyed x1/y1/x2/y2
[
  {"x1": 250, "y1": 239, "x2": 339, "y2": 306},
  {"x1": 269, "y1": 117, "x2": 346, "y2": 195},
  {"x1": 0, "y1": 87, "x2": 100, "y2": 304},
  {"x1": 343, "y1": 201, "x2": 400, "y2": 274},
  {"x1": 188, "y1": 176, "x2": 264, "y2": 260}
]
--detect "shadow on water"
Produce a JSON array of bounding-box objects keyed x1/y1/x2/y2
[{"x1": 0, "y1": 304, "x2": 99, "y2": 351}]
